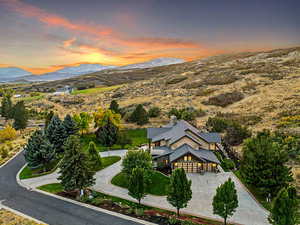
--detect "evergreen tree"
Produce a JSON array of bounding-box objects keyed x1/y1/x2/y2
[
  {"x1": 58, "y1": 135, "x2": 95, "y2": 196},
  {"x1": 24, "y1": 130, "x2": 55, "y2": 171},
  {"x1": 109, "y1": 100, "x2": 121, "y2": 114},
  {"x1": 0, "y1": 89, "x2": 13, "y2": 120},
  {"x1": 269, "y1": 186, "x2": 299, "y2": 225},
  {"x1": 212, "y1": 178, "x2": 238, "y2": 225},
  {"x1": 96, "y1": 119, "x2": 119, "y2": 147},
  {"x1": 87, "y1": 141, "x2": 102, "y2": 171},
  {"x1": 45, "y1": 111, "x2": 54, "y2": 129},
  {"x1": 167, "y1": 168, "x2": 192, "y2": 216},
  {"x1": 129, "y1": 104, "x2": 149, "y2": 125},
  {"x1": 12, "y1": 101, "x2": 28, "y2": 130},
  {"x1": 63, "y1": 114, "x2": 78, "y2": 136},
  {"x1": 45, "y1": 115, "x2": 67, "y2": 153},
  {"x1": 128, "y1": 168, "x2": 147, "y2": 205},
  {"x1": 240, "y1": 132, "x2": 293, "y2": 197}
]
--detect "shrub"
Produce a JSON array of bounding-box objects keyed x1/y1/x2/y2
[
  {"x1": 129, "y1": 104, "x2": 149, "y2": 125},
  {"x1": 206, "y1": 117, "x2": 229, "y2": 132},
  {"x1": 0, "y1": 146, "x2": 9, "y2": 158},
  {"x1": 0, "y1": 125, "x2": 17, "y2": 142},
  {"x1": 166, "y1": 76, "x2": 187, "y2": 85},
  {"x1": 148, "y1": 107, "x2": 160, "y2": 118},
  {"x1": 202, "y1": 74, "x2": 237, "y2": 85},
  {"x1": 221, "y1": 158, "x2": 235, "y2": 171},
  {"x1": 224, "y1": 122, "x2": 251, "y2": 146},
  {"x1": 195, "y1": 88, "x2": 215, "y2": 96},
  {"x1": 168, "y1": 107, "x2": 204, "y2": 122},
  {"x1": 203, "y1": 91, "x2": 244, "y2": 107},
  {"x1": 182, "y1": 81, "x2": 203, "y2": 89},
  {"x1": 122, "y1": 150, "x2": 152, "y2": 175},
  {"x1": 29, "y1": 92, "x2": 40, "y2": 97}
]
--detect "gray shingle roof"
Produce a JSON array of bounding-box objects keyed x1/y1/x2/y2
[
  {"x1": 169, "y1": 144, "x2": 220, "y2": 164},
  {"x1": 148, "y1": 120, "x2": 221, "y2": 144}
]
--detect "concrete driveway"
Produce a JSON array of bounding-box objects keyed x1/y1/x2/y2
[{"x1": 21, "y1": 150, "x2": 270, "y2": 225}]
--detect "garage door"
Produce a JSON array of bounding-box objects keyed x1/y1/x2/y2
[{"x1": 174, "y1": 162, "x2": 198, "y2": 173}]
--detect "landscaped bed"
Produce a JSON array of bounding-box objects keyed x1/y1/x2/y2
[
  {"x1": 80, "y1": 128, "x2": 147, "y2": 151},
  {"x1": 0, "y1": 209, "x2": 44, "y2": 225},
  {"x1": 19, "y1": 156, "x2": 121, "y2": 180},
  {"x1": 37, "y1": 183, "x2": 228, "y2": 225},
  {"x1": 111, "y1": 171, "x2": 170, "y2": 196}
]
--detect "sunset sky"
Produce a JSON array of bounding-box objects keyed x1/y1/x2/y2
[{"x1": 0, "y1": 0, "x2": 299, "y2": 74}]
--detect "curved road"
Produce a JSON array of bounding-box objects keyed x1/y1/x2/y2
[{"x1": 0, "y1": 152, "x2": 143, "y2": 225}]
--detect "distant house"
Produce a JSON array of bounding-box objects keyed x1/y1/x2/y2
[
  {"x1": 147, "y1": 117, "x2": 221, "y2": 173},
  {"x1": 51, "y1": 85, "x2": 73, "y2": 95}
]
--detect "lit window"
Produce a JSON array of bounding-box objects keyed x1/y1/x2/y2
[
  {"x1": 174, "y1": 163, "x2": 178, "y2": 166},
  {"x1": 188, "y1": 156, "x2": 192, "y2": 161},
  {"x1": 184, "y1": 156, "x2": 188, "y2": 161},
  {"x1": 198, "y1": 163, "x2": 202, "y2": 167}
]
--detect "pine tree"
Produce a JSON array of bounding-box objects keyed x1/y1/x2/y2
[
  {"x1": 128, "y1": 168, "x2": 146, "y2": 205},
  {"x1": 212, "y1": 178, "x2": 238, "y2": 225},
  {"x1": 0, "y1": 90, "x2": 13, "y2": 120},
  {"x1": 167, "y1": 168, "x2": 192, "y2": 216},
  {"x1": 58, "y1": 135, "x2": 95, "y2": 196},
  {"x1": 240, "y1": 131, "x2": 293, "y2": 197},
  {"x1": 45, "y1": 115, "x2": 67, "y2": 153},
  {"x1": 87, "y1": 141, "x2": 102, "y2": 171},
  {"x1": 96, "y1": 119, "x2": 119, "y2": 147},
  {"x1": 269, "y1": 186, "x2": 299, "y2": 225},
  {"x1": 129, "y1": 104, "x2": 149, "y2": 125},
  {"x1": 12, "y1": 101, "x2": 28, "y2": 130},
  {"x1": 45, "y1": 111, "x2": 54, "y2": 129},
  {"x1": 109, "y1": 100, "x2": 120, "y2": 114},
  {"x1": 24, "y1": 130, "x2": 55, "y2": 171},
  {"x1": 63, "y1": 114, "x2": 78, "y2": 136}
]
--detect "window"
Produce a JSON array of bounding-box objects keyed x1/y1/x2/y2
[
  {"x1": 188, "y1": 155, "x2": 192, "y2": 161},
  {"x1": 184, "y1": 156, "x2": 188, "y2": 161},
  {"x1": 198, "y1": 162, "x2": 202, "y2": 167},
  {"x1": 174, "y1": 163, "x2": 178, "y2": 166}
]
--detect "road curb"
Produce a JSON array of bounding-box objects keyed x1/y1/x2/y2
[
  {"x1": 0, "y1": 203, "x2": 47, "y2": 224},
  {"x1": 0, "y1": 149, "x2": 23, "y2": 169}
]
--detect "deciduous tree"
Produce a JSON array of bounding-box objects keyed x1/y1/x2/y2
[
  {"x1": 212, "y1": 178, "x2": 238, "y2": 225},
  {"x1": 167, "y1": 168, "x2": 192, "y2": 217},
  {"x1": 73, "y1": 112, "x2": 92, "y2": 135},
  {"x1": 128, "y1": 168, "x2": 147, "y2": 205},
  {"x1": 122, "y1": 150, "x2": 152, "y2": 175}
]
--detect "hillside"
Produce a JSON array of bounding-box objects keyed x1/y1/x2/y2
[{"x1": 10, "y1": 46, "x2": 300, "y2": 133}]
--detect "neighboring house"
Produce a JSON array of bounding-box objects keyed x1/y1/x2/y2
[
  {"x1": 147, "y1": 117, "x2": 221, "y2": 173},
  {"x1": 51, "y1": 85, "x2": 73, "y2": 95}
]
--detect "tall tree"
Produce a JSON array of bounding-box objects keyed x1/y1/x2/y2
[
  {"x1": 122, "y1": 150, "x2": 152, "y2": 175},
  {"x1": 45, "y1": 111, "x2": 54, "y2": 129},
  {"x1": 0, "y1": 89, "x2": 13, "y2": 120},
  {"x1": 240, "y1": 131, "x2": 293, "y2": 198},
  {"x1": 128, "y1": 168, "x2": 147, "y2": 205},
  {"x1": 73, "y1": 112, "x2": 92, "y2": 135},
  {"x1": 116, "y1": 131, "x2": 132, "y2": 148},
  {"x1": 129, "y1": 104, "x2": 149, "y2": 125},
  {"x1": 12, "y1": 101, "x2": 28, "y2": 130},
  {"x1": 167, "y1": 168, "x2": 192, "y2": 216},
  {"x1": 45, "y1": 115, "x2": 67, "y2": 153},
  {"x1": 58, "y1": 135, "x2": 95, "y2": 197},
  {"x1": 94, "y1": 108, "x2": 121, "y2": 147},
  {"x1": 63, "y1": 114, "x2": 78, "y2": 136},
  {"x1": 24, "y1": 130, "x2": 55, "y2": 171},
  {"x1": 269, "y1": 186, "x2": 299, "y2": 225},
  {"x1": 212, "y1": 178, "x2": 238, "y2": 225},
  {"x1": 109, "y1": 100, "x2": 121, "y2": 114},
  {"x1": 87, "y1": 141, "x2": 102, "y2": 171}
]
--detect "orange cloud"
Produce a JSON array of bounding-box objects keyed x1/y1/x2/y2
[{"x1": 63, "y1": 38, "x2": 76, "y2": 48}]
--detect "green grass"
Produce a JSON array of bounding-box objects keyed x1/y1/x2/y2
[
  {"x1": 94, "y1": 156, "x2": 121, "y2": 171},
  {"x1": 19, "y1": 159, "x2": 60, "y2": 180},
  {"x1": 80, "y1": 128, "x2": 147, "y2": 151},
  {"x1": 111, "y1": 171, "x2": 170, "y2": 196},
  {"x1": 72, "y1": 85, "x2": 122, "y2": 95},
  {"x1": 38, "y1": 183, "x2": 63, "y2": 193},
  {"x1": 18, "y1": 93, "x2": 45, "y2": 102},
  {"x1": 234, "y1": 170, "x2": 271, "y2": 210}
]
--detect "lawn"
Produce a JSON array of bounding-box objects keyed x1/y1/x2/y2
[
  {"x1": 38, "y1": 183, "x2": 63, "y2": 194},
  {"x1": 80, "y1": 128, "x2": 147, "y2": 151},
  {"x1": 111, "y1": 171, "x2": 170, "y2": 196},
  {"x1": 234, "y1": 170, "x2": 271, "y2": 210},
  {"x1": 20, "y1": 156, "x2": 120, "y2": 180},
  {"x1": 19, "y1": 159, "x2": 60, "y2": 180},
  {"x1": 94, "y1": 156, "x2": 121, "y2": 171},
  {"x1": 72, "y1": 85, "x2": 122, "y2": 95}
]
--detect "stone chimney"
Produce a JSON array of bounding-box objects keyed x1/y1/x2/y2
[{"x1": 170, "y1": 115, "x2": 177, "y2": 126}]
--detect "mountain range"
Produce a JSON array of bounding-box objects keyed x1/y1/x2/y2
[{"x1": 0, "y1": 58, "x2": 184, "y2": 83}]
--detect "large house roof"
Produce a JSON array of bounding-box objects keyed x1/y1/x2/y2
[
  {"x1": 147, "y1": 120, "x2": 221, "y2": 145},
  {"x1": 169, "y1": 144, "x2": 220, "y2": 164}
]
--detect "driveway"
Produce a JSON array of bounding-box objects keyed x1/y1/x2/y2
[
  {"x1": 0, "y1": 151, "x2": 148, "y2": 225},
  {"x1": 21, "y1": 150, "x2": 270, "y2": 225}
]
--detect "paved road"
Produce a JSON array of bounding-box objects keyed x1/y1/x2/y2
[{"x1": 0, "y1": 152, "x2": 144, "y2": 225}]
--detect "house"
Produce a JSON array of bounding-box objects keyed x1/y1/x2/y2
[
  {"x1": 51, "y1": 85, "x2": 73, "y2": 95},
  {"x1": 147, "y1": 117, "x2": 221, "y2": 173}
]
